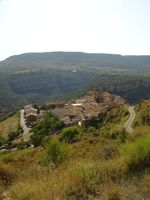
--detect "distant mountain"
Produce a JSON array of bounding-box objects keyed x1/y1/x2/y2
[
  {"x1": 0, "y1": 52, "x2": 150, "y2": 118},
  {"x1": 1, "y1": 52, "x2": 150, "y2": 73}
]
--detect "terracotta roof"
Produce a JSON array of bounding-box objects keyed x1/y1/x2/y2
[{"x1": 52, "y1": 91, "x2": 126, "y2": 125}]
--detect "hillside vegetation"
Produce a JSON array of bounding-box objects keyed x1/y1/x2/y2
[
  {"x1": 133, "y1": 100, "x2": 150, "y2": 135},
  {"x1": 0, "y1": 113, "x2": 20, "y2": 139},
  {"x1": 0, "y1": 99, "x2": 149, "y2": 200},
  {"x1": 88, "y1": 74, "x2": 150, "y2": 103},
  {"x1": 0, "y1": 52, "x2": 150, "y2": 118}
]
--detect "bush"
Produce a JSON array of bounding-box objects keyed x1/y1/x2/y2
[
  {"x1": 60, "y1": 126, "x2": 81, "y2": 143},
  {"x1": 86, "y1": 116, "x2": 100, "y2": 128},
  {"x1": 65, "y1": 160, "x2": 126, "y2": 200},
  {"x1": 111, "y1": 128, "x2": 127, "y2": 143},
  {"x1": 98, "y1": 144, "x2": 119, "y2": 160},
  {"x1": 118, "y1": 128, "x2": 126, "y2": 143},
  {"x1": 31, "y1": 133, "x2": 43, "y2": 147},
  {"x1": 121, "y1": 134, "x2": 150, "y2": 171},
  {"x1": 103, "y1": 184, "x2": 123, "y2": 200},
  {"x1": 16, "y1": 142, "x2": 30, "y2": 150},
  {"x1": 0, "y1": 162, "x2": 15, "y2": 186},
  {"x1": 65, "y1": 162, "x2": 99, "y2": 199},
  {"x1": 102, "y1": 128, "x2": 127, "y2": 143},
  {"x1": 8, "y1": 131, "x2": 20, "y2": 141},
  {"x1": 44, "y1": 138, "x2": 69, "y2": 167},
  {"x1": 141, "y1": 111, "x2": 150, "y2": 125},
  {"x1": 87, "y1": 126, "x2": 99, "y2": 137},
  {"x1": 31, "y1": 112, "x2": 64, "y2": 146},
  {"x1": 0, "y1": 135, "x2": 5, "y2": 147}
]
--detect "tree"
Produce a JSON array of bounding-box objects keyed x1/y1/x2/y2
[
  {"x1": 31, "y1": 133, "x2": 43, "y2": 147},
  {"x1": 141, "y1": 111, "x2": 150, "y2": 125},
  {"x1": 33, "y1": 104, "x2": 40, "y2": 114},
  {"x1": 31, "y1": 112, "x2": 64, "y2": 146},
  {"x1": 8, "y1": 131, "x2": 19, "y2": 141},
  {"x1": 0, "y1": 135, "x2": 5, "y2": 147},
  {"x1": 60, "y1": 126, "x2": 81, "y2": 143},
  {"x1": 45, "y1": 138, "x2": 69, "y2": 167}
]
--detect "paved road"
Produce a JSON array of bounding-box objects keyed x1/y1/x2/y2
[
  {"x1": 20, "y1": 109, "x2": 31, "y2": 134},
  {"x1": 125, "y1": 106, "x2": 136, "y2": 133},
  {"x1": 0, "y1": 110, "x2": 33, "y2": 152}
]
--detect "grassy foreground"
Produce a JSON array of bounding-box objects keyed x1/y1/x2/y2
[
  {"x1": 0, "y1": 133, "x2": 150, "y2": 200},
  {"x1": 0, "y1": 103, "x2": 149, "y2": 200}
]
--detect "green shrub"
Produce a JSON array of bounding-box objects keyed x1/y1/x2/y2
[
  {"x1": 31, "y1": 112, "x2": 64, "y2": 146},
  {"x1": 31, "y1": 133, "x2": 43, "y2": 147},
  {"x1": 98, "y1": 144, "x2": 119, "y2": 160},
  {"x1": 65, "y1": 163, "x2": 99, "y2": 199},
  {"x1": 118, "y1": 128, "x2": 127, "y2": 143},
  {"x1": 60, "y1": 126, "x2": 81, "y2": 143},
  {"x1": 141, "y1": 111, "x2": 150, "y2": 125},
  {"x1": 103, "y1": 184, "x2": 123, "y2": 200},
  {"x1": 87, "y1": 127, "x2": 99, "y2": 137},
  {"x1": 65, "y1": 160, "x2": 126, "y2": 200},
  {"x1": 0, "y1": 162, "x2": 16, "y2": 186},
  {"x1": 121, "y1": 134, "x2": 150, "y2": 171},
  {"x1": 103, "y1": 130, "x2": 111, "y2": 139},
  {"x1": 0, "y1": 135, "x2": 5, "y2": 147},
  {"x1": 44, "y1": 138, "x2": 69, "y2": 167},
  {"x1": 86, "y1": 116, "x2": 101, "y2": 128},
  {"x1": 8, "y1": 131, "x2": 19, "y2": 141},
  {"x1": 110, "y1": 128, "x2": 127, "y2": 142},
  {"x1": 16, "y1": 142, "x2": 30, "y2": 150},
  {"x1": 102, "y1": 128, "x2": 127, "y2": 143}
]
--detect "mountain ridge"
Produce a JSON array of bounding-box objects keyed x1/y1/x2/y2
[{"x1": 0, "y1": 51, "x2": 149, "y2": 118}]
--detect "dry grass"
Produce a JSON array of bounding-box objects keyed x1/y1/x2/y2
[
  {"x1": 0, "y1": 103, "x2": 149, "y2": 200},
  {"x1": 0, "y1": 112, "x2": 20, "y2": 139},
  {"x1": 0, "y1": 139, "x2": 126, "y2": 199},
  {"x1": 0, "y1": 161, "x2": 16, "y2": 188},
  {"x1": 6, "y1": 157, "x2": 150, "y2": 200},
  {"x1": 0, "y1": 148, "x2": 42, "y2": 168},
  {"x1": 0, "y1": 136, "x2": 149, "y2": 200}
]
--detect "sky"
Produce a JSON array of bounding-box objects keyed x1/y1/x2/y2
[{"x1": 0, "y1": 0, "x2": 150, "y2": 60}]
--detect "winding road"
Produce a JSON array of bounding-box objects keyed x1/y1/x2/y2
[
  {"x1": 125, "y1": 106, "x2": 136, "y2": 133},
  {"x1": 20, "y1": 109, "x2": 31, "y2": 134}
]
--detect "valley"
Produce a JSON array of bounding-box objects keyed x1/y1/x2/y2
[{"x1": 0, "y1": 52, "x2": 150, "y2": 119}]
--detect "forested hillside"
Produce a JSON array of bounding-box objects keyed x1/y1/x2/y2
[
  {"x1": 0, "y1": 52, "x2": 150, "y2": 118},
  {"x1": 87, "y1": 74, "x2": 150, "y2": 103}
]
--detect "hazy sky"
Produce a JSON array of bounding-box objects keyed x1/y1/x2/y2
[{"x1": 0, "y1": 0, "x2": 150, "y2": 60}]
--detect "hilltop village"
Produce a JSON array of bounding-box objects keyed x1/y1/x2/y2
[
  {"x1": 52, "y1": 91, "x2": 126, "y2": 127},
  {"x1": 0, "y1": 90, "x2": 127, "y2": 152},
  {"x1": 23, "y1": 90, "x2": 126, "y2": 128}
]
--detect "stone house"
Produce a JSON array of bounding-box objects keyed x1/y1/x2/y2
[{"x1": 24, "y1": 105, "x2": 38, "y2": 125}]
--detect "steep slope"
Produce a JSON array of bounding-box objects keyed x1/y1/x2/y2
[
  {"x1": 133, "y1": 100, "x2": 150, "y2": 135},
  {"x1": 87, "y1": 74, "x2": 150, "y2": 103},
  {"x1": 0, "y1": 98, "x2": 149, "y2": 200}
]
